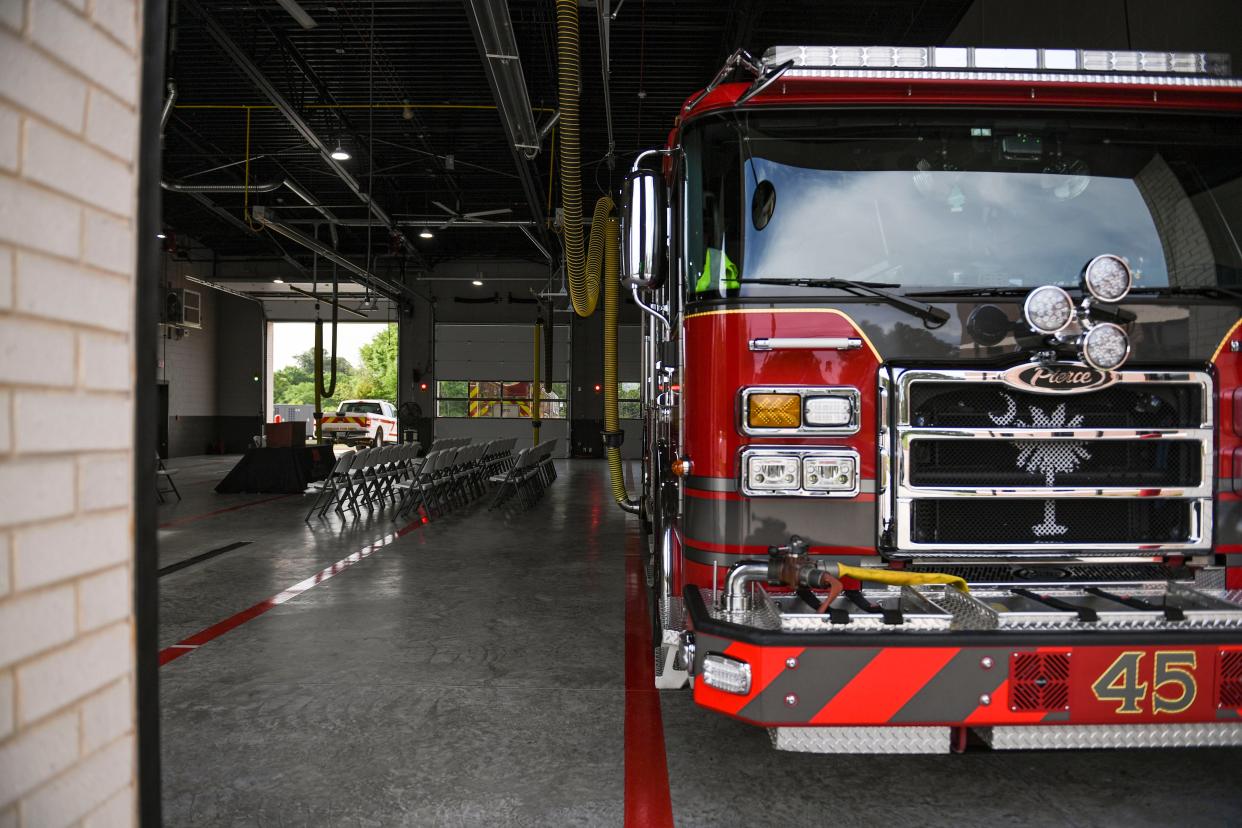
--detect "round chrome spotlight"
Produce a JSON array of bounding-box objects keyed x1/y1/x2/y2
[
  {"x1": 1023, "y1": 285, "x2": 1075, "y2": 335},
  {"x1": 1082, "y1": 254, "x2": 1132, "y2": 303},
  {"x1": 1081, "y1": 322, "x2": 1130, "y2": 371}
]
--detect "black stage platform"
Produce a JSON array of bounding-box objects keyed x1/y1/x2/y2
[{"x1": 215, "y1": 445, "x2": 335, "y2": 494}]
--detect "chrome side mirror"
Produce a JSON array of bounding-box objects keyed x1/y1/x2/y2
[{"x1": 621, "y1": 168, "x2": 664, "y2": 290}]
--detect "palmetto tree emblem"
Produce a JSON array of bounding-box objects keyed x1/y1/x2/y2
[{"x1": 990, "y1": 395, "x2": 1090, "y2": 536}]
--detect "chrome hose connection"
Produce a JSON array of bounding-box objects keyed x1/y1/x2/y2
[{"x1": 724, "y1": 562, "x2": 769, "y2": 614}]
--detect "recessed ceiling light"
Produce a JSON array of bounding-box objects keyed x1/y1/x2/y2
[
  {"x1": 472, "y1": 279, "x2": 483, "y2": 286},
  {"x1": 419, "y1": 229, "x2": 434, "y2": 239},
  {"x1": 273, "y1": 279, "x2": 285, "y2": 284}
]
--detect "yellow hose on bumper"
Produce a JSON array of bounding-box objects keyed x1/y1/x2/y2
[{"x1": 833, "y1": 563, "x2": 970, "y2": 592}]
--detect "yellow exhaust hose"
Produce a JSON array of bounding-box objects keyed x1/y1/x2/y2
[
  {"x1": 556, "y1": 0, "x2": 599, "y2": 318},
  {"x1": 833, "y1": 562, "x2": 970, "y2": 593},
  {"x1": 602, "y1": 211, "x2": 640, "y2": 513}
]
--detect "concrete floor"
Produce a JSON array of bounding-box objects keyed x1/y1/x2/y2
[{"x1": 158, "y1": 455, "x2": 1242, "y2": 826}]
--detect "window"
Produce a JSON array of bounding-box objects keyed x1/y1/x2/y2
[
  {"x1": 436, "y1": 380, "x2": 567, "y2": 419},
  {"x1": 340, "y1": 401, "x2": 383, "y2": 415},
  {"x1": 620, "y1": 382, "x2": 641, "y2": 419}
]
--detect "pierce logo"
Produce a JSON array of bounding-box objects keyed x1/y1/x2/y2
[{"x1": 1002, "y1": 363, "x2": 1117, "y2": 394}]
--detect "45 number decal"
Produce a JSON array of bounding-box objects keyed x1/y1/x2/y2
[{"x1": 1090, "y1": 650, "x2": 1198, "y2": 716}]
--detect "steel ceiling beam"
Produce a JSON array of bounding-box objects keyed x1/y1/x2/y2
[
  {"x1": 463, "y1": 0, "x2": 555, "y2": 254},
  {"x1": 252, "y1": 207, "x2": 412, "y2": 303},
  {"x1": 180, "y1": 190, "x2": 310, "y2": 277},
  {"x1": 180, "y1": 0, "x2": 426, "y2": 270}
]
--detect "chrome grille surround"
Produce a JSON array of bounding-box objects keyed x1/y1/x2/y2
[{"x1": 883, "y1": 366, "x2": 1213, "y2": 558}]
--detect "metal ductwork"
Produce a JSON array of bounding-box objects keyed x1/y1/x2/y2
[
  {"x1": 162, "y1": 177, "x2": 336, "y2": 224},
  {"x1": 160, "y1": 81, "x2": 177, "y2": 144},
  {"x1": 464, "y1": 0, "x2": 553, "y2": 252},
  {"x1": 162, "y1": 179, "x2": 283, "y2": 194}
]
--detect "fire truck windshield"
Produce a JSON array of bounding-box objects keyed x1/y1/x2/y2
[{"x1": 683, "y1": 113, "x2": 1242, "y2": 300}]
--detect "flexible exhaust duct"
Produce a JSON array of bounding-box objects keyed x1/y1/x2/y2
[
  {"x1": 556, "y1": 0, "x2": 636, "y2": 509},
  {"x1": 556, "y1": 0, "x2": 597, "y2": 317},
  {"x1": 603, "y1": 214, "x2": 640, "y2": 513}
]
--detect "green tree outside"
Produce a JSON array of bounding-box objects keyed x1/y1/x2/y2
[{"x1": 273, "y1": 324, "x2": 397, "y2": 410}]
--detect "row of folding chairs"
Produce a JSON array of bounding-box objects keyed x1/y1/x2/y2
[
  {"x1": 488, "y1": 439, "x2": 558, "y2": 510},
  {"x1": 392, "y1": 438, "x2": 518, "y2": 521},
  {"x1": 305, "y1": 443, "x2": 425, "y2": 520},
  {"x1": 428, "y1": 437, "x2": 470, "y2": 451}
]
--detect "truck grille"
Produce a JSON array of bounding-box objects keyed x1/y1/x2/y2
[
  {"x1": 888, "y1": 368, "x2": 1212, "y2": 555},
  {"x1": 912, "y1": 499, "x2": 1192, "y2": 545},
  {"x1": 908, "y1": 382, "x2": 1203, "y2": 429},
  {"x1": 908, "y1": 439, "x2": 1202, "y2": 488}
]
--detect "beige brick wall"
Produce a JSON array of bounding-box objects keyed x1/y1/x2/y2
[{"x1": 0, "y1": 1, "x2": 140, "y2": 826}]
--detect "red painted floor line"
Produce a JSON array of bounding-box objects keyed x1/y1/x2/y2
[
  {"x1": 624, "y1": 533, "x2": 675, "y2": 828},
  {"x1": 158, "y1": 494, "x2": 295, "y2": 529},
  {"x1": 159, "y1": 516, "x2": 422, "y2": 666}
]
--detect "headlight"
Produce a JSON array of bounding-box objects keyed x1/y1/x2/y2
[
  {"x1": 745, "y1": 454, "x2": 800, "y2": 492},
  {"x1": 741, "y1": 387, "x2": 860, "y2": 435},
  {"x1": 741, "y1": 448, "x2": 860, "y2": 497},
  {"x1": 804, "y1": 395, "x2": 854, "y2": 427},
  {"x1": 702, "y1": 654, "x2": 751, "y2": 695},
  {"x1": 1080, "y1": 322, "x2": 1130, "y2": 370},
  {"x1": 802, "y1": 454, "x2": 858, "y2": 493},
  {"x1": 1082, "y1": 254, "x2": 1132, "y2": 303},
  {"x1": 747, "y1": 393, "x2": 801, "y2": 429},
  {"x1": 1023, "y1": 285, "x2": 1075, "y2": 334}
]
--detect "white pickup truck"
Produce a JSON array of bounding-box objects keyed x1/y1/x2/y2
[{"x1": 321, "y1": 400, "x2": 399, "y2": 447}]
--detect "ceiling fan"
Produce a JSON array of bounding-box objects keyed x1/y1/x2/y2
[{"x1": 431, "y1": 200, "x2": 512, "y2": 230}]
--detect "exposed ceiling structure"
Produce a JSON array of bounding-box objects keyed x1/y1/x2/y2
[{"x1": 161, "y1": 0, "x2": 973, "y2": 302}]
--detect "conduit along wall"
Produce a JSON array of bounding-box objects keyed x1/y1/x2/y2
[{"x1": 532, "y1": 317, "x2": 542, "y2": 445}]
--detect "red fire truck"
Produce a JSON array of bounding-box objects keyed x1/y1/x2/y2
[{"x1": 617, "y1": 45, "x2": 1242, "y2": 752}]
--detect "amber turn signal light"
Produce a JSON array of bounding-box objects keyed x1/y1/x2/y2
[{"x1": 747, "y1": 393, "x2": 801, "y2": 429}]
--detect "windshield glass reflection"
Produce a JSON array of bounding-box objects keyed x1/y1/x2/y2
[{"x1": 682, "y1": 114, "x2": 1242, "y2": 299}]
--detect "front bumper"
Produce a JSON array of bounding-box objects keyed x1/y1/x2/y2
[
  {"x1": 683, "y1": 585, "x2": 1242, "y2": 733},
  {"x1": 323, "y1": 427, "x2": 369, "y2": 442}
]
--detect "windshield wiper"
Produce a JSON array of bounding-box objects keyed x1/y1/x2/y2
[
  {"x1": 740, "y1": 278, "x2": 950, "y2": 327},
  {"x1": 904, "y1": 286, "x2": 1036, "y2": 297}
]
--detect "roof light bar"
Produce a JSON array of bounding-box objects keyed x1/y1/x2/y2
[{"x1": 762, "y1": 46, "x2": 1238, "y2": 86}]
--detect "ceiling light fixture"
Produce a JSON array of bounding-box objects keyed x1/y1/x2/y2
[
  {"x1": 330, "y1": 142, "x2": 351, "y2": 161},
  {"x1": 419, "y1": 229, "x2": 434, "y2": 239},
  {"x1": 472, "y1": 280, "x2": 484, "y2": 286},
  {"x1": 156, "y1": 232, "x2": 166, "y2": 239},
  {"x1": 273, "y1": 279, "x2": 285, "y2": 284},
  {"x1": 275, "y1": 0, "x2": 318, "y2": 29}
]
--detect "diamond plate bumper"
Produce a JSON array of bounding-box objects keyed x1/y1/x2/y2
[
  {"x1": 685, "y1": 585, "x2": 1242, "y2": 734},
  {"x1": 979, "y1": 723, "x2": 1242, "y2": 749},
  {"x1": 770, "y1": 726, "x2": 951, "y2": 754}
]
